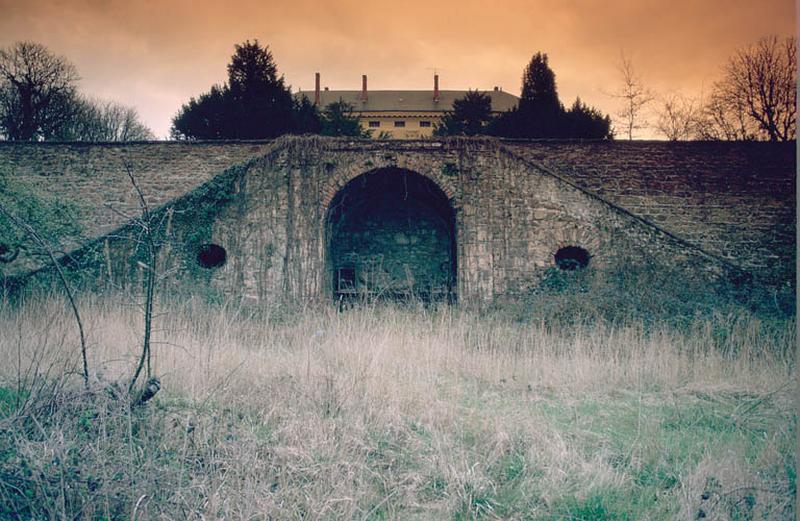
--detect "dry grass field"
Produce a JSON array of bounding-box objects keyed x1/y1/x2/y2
[{"x1": 0, "y1": 293, "x2": 795, "y2": 520}]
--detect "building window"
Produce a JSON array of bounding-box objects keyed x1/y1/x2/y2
[
  {"x1": 419, "y1": 121, "x2": 431, "y2": 128},
  {"x1": 368, "y1": 121, "x2": 380, "y2": 128},
  {"x1": 394, "y1": 121, "x2": 406, "y2": 128}
]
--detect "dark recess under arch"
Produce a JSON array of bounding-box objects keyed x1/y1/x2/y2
[
  {"x1": 326, "y1": 168, "x2": 456, "y2": 301},
  {"x1": 555, "y1": 246, "x2": 590, "y2": 270},
  {"x1": 197, "y1": 244, "x2": 227, "y2": 269}
]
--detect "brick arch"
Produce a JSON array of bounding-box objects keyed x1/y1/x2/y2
[
  {"x1": 545, "y1": 220, "x2": 606, "y2": 268},
  {"x1": 319, "y1": 152, "x2": 460, "y2": 216}
]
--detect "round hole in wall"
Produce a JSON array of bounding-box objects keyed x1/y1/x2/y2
[
  {"x1": 197, "y1": 244, "x2": 227, "y2": 269},
  {"x1": 555, "y1": 246, "x2": 590, "y2": 270}
]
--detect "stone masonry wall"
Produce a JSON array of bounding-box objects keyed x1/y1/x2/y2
[
  {"x1": 505, "y1": 141, "x2": 796, "y2": 283},
  {"x1": 1, "y1": 138, "x2": 794, "y2": 304},
  {"x1": 195, "y1": 139, "x2": 756, "y2": 304},
  {"x1": 1, "y1": 141, "x2": 273, "y2": 275}
]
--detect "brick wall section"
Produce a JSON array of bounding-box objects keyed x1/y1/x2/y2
[{"x1": 505, "y1": 141, "x2": 796, "y2": 282}]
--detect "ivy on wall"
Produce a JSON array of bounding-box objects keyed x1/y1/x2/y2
[
  {"x1": 172, "y1": 165, "x2": 245, "y2": 256},
  {"x1": 0, "y1": 175, "x2": 83, "y2": 268},
  {"x1": 0, "y1": 167, "x2": 87, "y2": 298},
  {"x1": 1, "y1": 157, "x2": 254, "y2": 300}
]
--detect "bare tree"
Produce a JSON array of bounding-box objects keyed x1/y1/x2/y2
[
  {"x1": 124, "y1": 165, "x2": 158, "y2": 393},
  {"x1": 100, "y1": 161, "x2": 165, "y2": 403},
  {"x1": 0, "y1": 41, "x2": 80, "y2": 141},
  {"x1": 711, "y1": 36, "x2": 796, "y2": 141},
  {"x1": 100, "y1": 160, "x2": 171, "y2": 403},
  {"x1": 0, "y1": 41, "x2": 154, "y2": 142},
  {"x1": 100, "y1": 102, "x2": 154, "y2": 141},
  {"x1": 694, "y1": 88, "x2": 757, "y2": 141},
  {"x1": 655, "y1": 93, "x2": 699, "y2": 141},
  {"x1": 55, "y1": 97, "x2": 155, "y2": 141},
  {"x1": 611, "y1": 52, "x2": 654, "y2": 140}
]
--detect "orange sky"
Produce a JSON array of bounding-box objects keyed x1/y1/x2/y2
[{"x1": 0, "y1": 0, "x2": 795, "y2": 139}]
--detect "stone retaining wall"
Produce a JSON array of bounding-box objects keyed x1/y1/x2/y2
[{"x1": 1, "y1": 138, "x2": 794, "y2": 303}]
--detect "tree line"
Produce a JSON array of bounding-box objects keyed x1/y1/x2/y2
[
  {"x1": 173, "y1": 39, "x2": 793, "y2": 142},
  {"x1": 613, "y1": 36, "x2": 795, "y2": 141},
  {"x1": 0, "y1": 42, "x2": 154, "y2": 141},
  {"x1": 171, "y1": 43, "x2": 612, "y2": 140},
  {"x1": 1, "y1": 37, "x2": 794, "y2": 142},
  {"x1": 436, "y1": 53, "x2": 612, "y2": 139},
  {"x1": 169, "y1": 40, "x2": 370, "y2": 140}
]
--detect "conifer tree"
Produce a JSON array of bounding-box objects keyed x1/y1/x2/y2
[
  {"x1": 435, "y1": 90, "x2": 493, "y2": 136},
  {"x1": 172, "y1": 40, "x2": 301, "y2": 139},
  {"x1": 516, "y1": 52, "x2": 565, "y2": 137},
  {"x1": 320, "y1": 100, "x2": 369, "y2": 137},
  {"x1": 492, "y1": 52, "x2": 611, "y2": 139}
]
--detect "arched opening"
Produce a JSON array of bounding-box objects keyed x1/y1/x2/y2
[
  {"x1": 326, "y1": 168, "x2": 456, "y2": 302},
  {"x1": 554, "y1": 246, "x2": 590, "y2": 270},
  {"x1": 197, "y1": 243, "x2": 227, "y2": 269}
]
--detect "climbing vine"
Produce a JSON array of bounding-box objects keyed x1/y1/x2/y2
[{"x1": 0, "y1": 173, "x2": 83, "y2": 272}]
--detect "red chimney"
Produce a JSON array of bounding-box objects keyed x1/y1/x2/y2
[
  {"x1": 433, "y1": 74, "x2": 440, "y2": 103},
  {"x1": 314, "y1": 72, "x2": 321, "y2": 106},
  {"x1": 361, "y1": 74, "x2": 368, "y2": 102}
]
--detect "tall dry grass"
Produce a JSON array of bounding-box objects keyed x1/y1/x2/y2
[{"x1": 0, "y1": 294, "x2": 795, "y2": 519}]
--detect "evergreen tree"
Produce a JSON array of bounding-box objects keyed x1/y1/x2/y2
[
  {"x1": 225, "y1": 40, "x2": 295, "y2": 138},
  {"x1": 320, "y1": 100, "x2": 369, "y2": 137},
  {"x1": 564, "y1": 97, "x2": 613, "y2": 139},
  {"x1": 493, "y1": 52, "x2": 612, "y2": 140},
  {"x1": 171, "y1": 40, "x2": 297, "y2": 140},
  {"x1": 435, "y1": 90, "x2": 493, "y2": 136},
  {"x1": 171, "y1": 85, "x2": 230, "y2": 139},
  {"x1": 292, "y1": 96, "x2": 322, "y2": 134},
  {"x1": 227, "y1": 41, "x2": 279, "y2": 97},
  {"x1": 520, "y1": 52, "x2": 561, "y2": 111},
  {"x1": 517, "y1": 52, "x2": 565, "y2": 137}
]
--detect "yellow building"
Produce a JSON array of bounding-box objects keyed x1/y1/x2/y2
[{"x1": 298, "y1": 74, "x2": 519, "y2": 139}]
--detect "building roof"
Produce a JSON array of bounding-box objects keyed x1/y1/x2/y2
[{"x1": 296, "y1": 89, "x2": 519, "y2": 113}]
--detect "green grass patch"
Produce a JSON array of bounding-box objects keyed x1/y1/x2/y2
[{"x1": 0, "y1": 386, "x2": 28, "y2": 417}]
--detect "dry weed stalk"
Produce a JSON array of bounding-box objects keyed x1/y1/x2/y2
[{"x1": 0, "y1": 296, "x2": 794, "y2": 519}]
